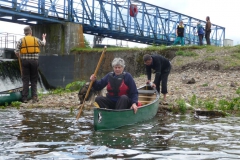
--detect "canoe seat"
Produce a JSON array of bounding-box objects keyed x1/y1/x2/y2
[
  {"x1": 138, "y1": 90, "x2": 156, "y2": 94},
  {"x1": 138, "y1": 95, "x2": 156, "y2": 98},
  {"x1": 138, "y1": 100, "x2": 152, "y2": 105}
]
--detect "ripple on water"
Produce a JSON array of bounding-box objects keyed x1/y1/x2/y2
[{"x1": 1, "y1": 110, "x2": 240, "y2": 159}]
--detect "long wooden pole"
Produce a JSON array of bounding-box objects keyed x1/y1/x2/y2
[
  {"x1": 18, "y1": 56, "x2": 22, "y2": 76},
  {"x1": 76, "y1": 46, "x2": 107, "y2": 120}
]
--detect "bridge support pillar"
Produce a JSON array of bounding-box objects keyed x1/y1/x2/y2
[{"x1": 32, "y1": 22, "x2": 84, "y2": 55}]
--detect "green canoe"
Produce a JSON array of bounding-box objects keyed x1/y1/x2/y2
[
  {"x1": 0, "y1": 87, "x2": 23, "y2": 105},
  {"x1": 93, "y1": 85, "x2": 160, "y2": 131}
]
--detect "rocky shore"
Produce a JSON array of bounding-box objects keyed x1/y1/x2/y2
[
  {"x1": 19, "y1": 46, "x2": 240, "y2": 111},
  {"x1": 20, "y1": 69, "x2": 240, "y2": 111}
]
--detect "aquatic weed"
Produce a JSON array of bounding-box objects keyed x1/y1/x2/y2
[{"x1": 177, "y1": 99, "x2": 187, "y2": 114}]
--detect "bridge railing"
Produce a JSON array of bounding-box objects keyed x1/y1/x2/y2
[{"x1": 0, "y1": 0, "x2": 225, "y2": 46}]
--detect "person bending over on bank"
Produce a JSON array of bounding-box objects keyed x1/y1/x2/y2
[
  {"x1": 90, "y1": 58, "x2": 138, "y2": 114},
  {"x1": 15, "y1": 26, "x2": 46, "y2": 103},
  {"x1": 143, "y1": 54, "x2": 171, "y2": 104}
]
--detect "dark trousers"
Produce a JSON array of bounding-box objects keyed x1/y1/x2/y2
[
  {"x1": 155, "y1": 66, "x2": 171, "y2": 94},
  {"x1": 95, "y1": 95, "x2": 132, "y2": 110},
  {"x1": 205, "y1": 31, "x2": 211, "y2": 45},
  {"x1": 198, "y1": 34, "x2": 203, "y2": 45},
  {"x1": 21, "y1": 59, "x2": 39, "y2": 100}
]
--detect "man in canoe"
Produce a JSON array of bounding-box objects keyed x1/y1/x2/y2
[
  {"x1": 143, "y1": 54, "x2": 171, "y2": 105},
  {"x1": 15, "y1": 26, "x2": 46, "y2": 103},
  {"x1": 90, "y1": 58, "x2": 138, "y2": 114}
]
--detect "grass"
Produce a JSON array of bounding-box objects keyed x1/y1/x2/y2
[
  {"x1": 204, "y1": 100, "x2": 216, "y2": 110},
  {"x1": 202, "y1": 83, "x2": 208, "y2": 87},
  {"x1": 11, "y1": 101, "x2": 21, "y2": 109},
  {"x1": 44, "y1": 80, "x2": 86, "y2": 96},
  {"x1": 176, "y1": 99, "x2": 187, "y2": 114},
  {"x1": 170, "y1": 87, "x2": 240, "y2": 115},
  {"x1": 175, "y1": 50, "x2": 198, "y2": 56},
  {"x1": 190, "y1": 94, "x2": 197, "y2": 106},
  {"x1": 205, "y1": 56, "x2": 217, "y2": 61}
]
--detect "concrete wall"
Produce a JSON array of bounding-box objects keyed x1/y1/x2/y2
[
  {"x1": 39, "y1": 49, "x2": 176, "y2": 88},
  {"x1": 32, "y1": 22, "x2": 83, "y2": 55}
]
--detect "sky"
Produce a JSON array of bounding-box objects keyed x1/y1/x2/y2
[{"x1": 0, "y1": 0, "x2": 239, "y2": 47}]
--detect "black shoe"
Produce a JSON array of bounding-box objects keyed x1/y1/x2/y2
[{"x1": 22, "y1": 99, "x2": 27, "y2": 103}]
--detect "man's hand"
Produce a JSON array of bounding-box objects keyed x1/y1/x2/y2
[
  {"x1": 42, "y1": 33, "x2": 47, "y2": 38},
  {"x1": 151, "y1": 83, "x2": 156, "y2": 88},
  {"x1": 90, "y1": 74, "x2": 96, "y2": 82},
  {"x1": 15, "y1": 52, "x2": 19, "y2": 58},
  {"x1": 131, "y1": 103, "x2": 138, "y2": 114},
  {"x1": 146, "y1": 80, "x2": 151, "y2": 84}
]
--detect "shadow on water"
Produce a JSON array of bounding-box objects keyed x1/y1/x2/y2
[{"x1": 1, "y1": 109, "x2": 240, "y2": 159}]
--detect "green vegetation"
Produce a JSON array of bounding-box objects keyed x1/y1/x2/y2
[
  {"x1": 177, "y1": 99, "x2": 187, "y2": 114},
  {"x1": 46, "y1": 80, "x2": 86, "y2": 95},
  {"x1": 84, "y1": 36, "x2": 90, "y2": 48},
  {"x1": 11, "y1": 101, "x2": 22, "y2": 109},
  {"x1": 202, "y1": 83, "x2": 208, "y2": 87},
  {"x1": 190, "y1": 94, "x2": 197, "y2": 106},
  {"x1": 66, "y1": 81, "x2": 86, "y2": 92},
  {"x1": 0, "y1": 105, "x2": 6, "y2": 109},
  {"x1": 204, "y1": 100, "x2": 216, "y2": 111},
  {"x1": 173, "y1": 87, "x2": 240, "y2": 115},
  {"x1": 175, "y1": 50, "x2": 198, "y2": 56}
]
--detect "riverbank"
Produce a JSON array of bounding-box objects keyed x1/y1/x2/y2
[
  {"x1": 11, "y1": 45, "x2": 240, "y2": 115},
  {"x1": 17, "y1": 69, "x2": 239, "y2": 114}
]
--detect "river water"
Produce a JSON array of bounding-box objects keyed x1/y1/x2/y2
[{"x1": 0, "y1": 109, "x2": 240, "y2": 160}]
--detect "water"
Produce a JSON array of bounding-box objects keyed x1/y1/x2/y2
[
  {"x1": 0, "y1": 109, "x2": 240, "y2": 159},
  {"x1": 0, "y1": 60, "x2": 48, "y2": 92}
]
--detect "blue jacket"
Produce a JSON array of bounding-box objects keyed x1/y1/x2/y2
[
  {"x1": 197, "y1": 24, "x2": 204, "y2": 35},
  {"x1": 92, "y1": 72, "x2": 138, "y2": 105}
]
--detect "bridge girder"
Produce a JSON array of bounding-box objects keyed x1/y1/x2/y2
[{"x1": 0, "y1": 0, "x2": 225, "y2": 46}]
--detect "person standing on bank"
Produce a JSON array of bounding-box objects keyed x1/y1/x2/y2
[
  {"x1": 143, "y1": 54, "x2": 171, "y2": 104},
  {"x1": 15, "y1": 26, "x2": 46, "y2": 103},
  {"x1": 173, "y1": 20, "x2": 185, "y2": 46},
  {"x1": 197, "y1": 22, "x2": 205, "y2": 45},
  {"x1": 205, "y1": 16, "x2": 212, "y2": 45},
  {"x1": 90, "y1": 58, "x2": 138, "y2": 114}
]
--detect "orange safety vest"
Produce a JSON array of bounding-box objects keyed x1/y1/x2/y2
[{"x1": 20, "y1": 36, "x2": 40, "y2": 54}]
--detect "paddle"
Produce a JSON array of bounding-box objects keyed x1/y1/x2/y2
[
  {"x1": 18, "y1": 55, "x2": 22, "y2": 76},
  {"x1": 76, "y1": 46, "x2": 107, "y2": 120}
]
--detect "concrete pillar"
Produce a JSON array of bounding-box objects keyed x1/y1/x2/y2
[{"x1": 31, "y1": 22, "x2": 84, "y2": 55}]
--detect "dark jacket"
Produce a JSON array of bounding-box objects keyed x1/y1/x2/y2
[
  {"x1": 92, "y1": 72, "x2": 138, "y2": 105},
  {"x1": 205, "y1": 21, "x2": 211, "y2": 32},
  {"x1": 177, "y1": 25, "x2": 184, "y2": 37},
  {"x1": 145, "y1": 55, "x2": 171, "y2": 84}
]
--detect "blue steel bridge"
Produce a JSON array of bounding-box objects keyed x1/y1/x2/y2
[{"x1": 0, "y1": 0, "x2": 225, "y2": 46}]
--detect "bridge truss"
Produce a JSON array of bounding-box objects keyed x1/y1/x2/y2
[{"x1": 0, "y1": 0, "x2": 225, "y2": 46}]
